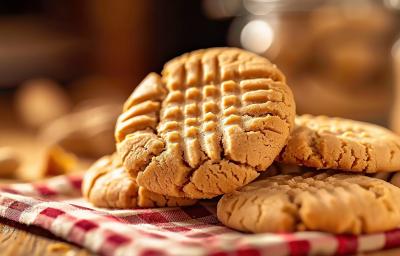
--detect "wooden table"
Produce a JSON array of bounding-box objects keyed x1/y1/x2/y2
[{"x1": 0, "y1": 217, "x2": 91, "y2": 256}]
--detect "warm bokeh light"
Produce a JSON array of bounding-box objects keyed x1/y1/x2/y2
[{"x1": 240, "y1": 19, "x2": 274, "y2": 54}]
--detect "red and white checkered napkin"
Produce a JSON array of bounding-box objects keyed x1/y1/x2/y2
[{"x1": 0, "y1": 175, "x2": 399, "y2": 256}]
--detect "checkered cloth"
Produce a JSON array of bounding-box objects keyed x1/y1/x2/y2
[{"x1": 0, "y1": 175, "x2": 399, "y2": 256}]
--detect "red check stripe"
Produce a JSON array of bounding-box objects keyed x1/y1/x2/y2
[
  {"x1": 36, "y1": 185, "x2": 57, "y2": 196},
  {"x1": 4, "y1": 200, "x2": 30, "y2": 221},
  {"x1": 0, "y1": 174, "x2": 397, "y2": 256},
  {"x1": 385, "y1": 229, "x2": 400, "y2": 249},
  {"x1": 138, "y1": 212, "x2": 168, "y2": 223},
  {"x1": 336, "y1": 235, "x2": 358, "y2": 255},
  {"x1": 68, "y1": 175, "x2": 83, "y2": 190},
  {"x1": 41, "y1": 208, "x2": 65, "y2": 218}
]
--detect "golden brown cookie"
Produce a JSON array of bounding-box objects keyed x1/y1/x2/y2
[
  {"x1": 0, "y1": 147, "x2": 19, "y2": 178},
  {"x1": 372, "y1": 172, "x2": 400, "y2": 188},
  {"x1": 278, "y1": 115, "x2": 400, "y2": 173},
  {"x1": 40, "y1": 102, "x2": 121, "y2": 158},
  {"x1": 217, "y1": 171, "x2": 400, "y2": 234},
  {"x1": 16, "y1": 79, "x2": 71, "y2": 128},
  {"x1": 268, "y1": 163, "x2": 400, "y2": 190},
  {"x1": 42, "y1": 146, "x2": 78, "y2": 177},
  {"x1": 82, "y1": 155, "x2": 197, "y2": 208},
  {"x1": 115, "y1": 47, "x2": 295, "y2": 199}
]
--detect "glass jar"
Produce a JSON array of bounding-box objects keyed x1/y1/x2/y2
[{"x1": 205, "y1": 0, "x2": 400, "y2": 124}]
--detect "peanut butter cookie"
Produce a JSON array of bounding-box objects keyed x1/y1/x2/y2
[
  {"x1": 115, "y1": 48, "x2": 295, "y2": 199},
  {"x1": 279, "y1": 115, "x2": 400, "y2": 172},
  {"x1": 0, "y1": 147, "x2": 19, "y2": 178},
  {"x1": 372, "y1": 172, "x2": 400, "y2": 188},
  {"x1": 82, "y1": 155, "x2": 197, "y2": 208},
  {"x1": 217, "y1": 171, "x2": 400, "y2": 234}
]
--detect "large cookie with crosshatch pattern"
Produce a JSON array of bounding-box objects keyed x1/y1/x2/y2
[
  {"x1": 115, "y1": 48, "x2": 296, "y2": 199},
  {"x1": 278, "y1": 115, "x2": 400, "y2": 173}
]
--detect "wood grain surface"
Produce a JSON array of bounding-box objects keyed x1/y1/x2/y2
[{"x1": 0, "y1": 217, "x2": 92, "y2": 256}]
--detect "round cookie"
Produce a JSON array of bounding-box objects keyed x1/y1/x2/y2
[
  {"x1": 372, "y1": 172, "x2": 400, "y2": 188},
  {"x1": 217, "y1": 171, "x2": 400, "y2": 234},
  {"x1": 278, "y1": 115, "x2": 400, "y2": 172},
  {"x1": 115, "y1": 48, "x2": 296, "y2": 199},
  {"x1": 82, "y1": 155, "x2": 197, "y2": 208},
  {"x1": 0, "y1": 148, "x2": 19, "y2": 178}
]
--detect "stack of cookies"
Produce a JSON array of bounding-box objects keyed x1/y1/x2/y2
[{"x1": 82, "y1": 47, "x2": 400, "y2": 235}]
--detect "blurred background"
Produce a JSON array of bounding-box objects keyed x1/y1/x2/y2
[{"x1": 1, "y1": 0, "x2": 400, "y2": 181}]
